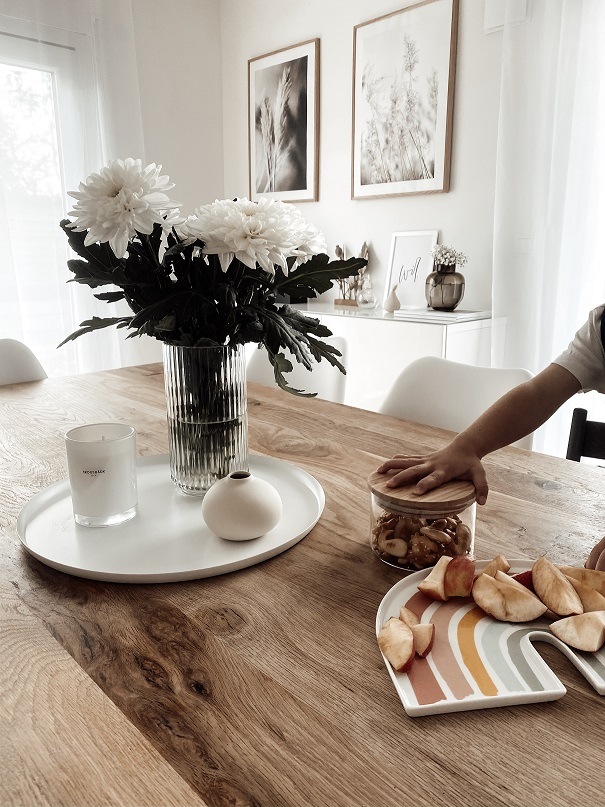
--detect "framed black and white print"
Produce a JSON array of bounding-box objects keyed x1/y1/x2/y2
[
  {"x1": 384, "y1": 230, "x2": 438, "y2": 308},
  {"x1": 248, "y1": 39, "x2": 319, "y2": 202},
  {"x1": 352, "y1": 0, "x2": 458, "y2": 198}
]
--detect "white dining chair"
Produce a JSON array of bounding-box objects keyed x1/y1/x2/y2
[
  {"x1": 0, "y1": 338, "x2": 48, "y2": 385},
  {"x1": 380, "y1": 356, "x2": 534, "y2": 449},
  {"x1": 246, "y1": 336, "x2": 348, "y2": 403}
]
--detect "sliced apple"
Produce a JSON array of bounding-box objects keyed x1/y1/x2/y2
[
  {"x1": 512, "y1": 569, "x2": 535, "y2": 592},
  {"x1": 493, "y1": 571, "x2": 553, "y2": 615},
  {"x1": 494, "y1": 570, "x2": 529, "y2": 590},
  {"x1": 377, "y1": 617, "x2": 415, "y2": 672},
  {"x1": 565, "y1": 575, "x2": 605, "y2": 612},
  {"x1": 549, "y1": 611, "x2": 605, "y2": 652},
  {"x1": 558, "y1": 566, "x2": 605, "y2": 597},
  {"x1": 472, "y1": 573, "x2": 548, "y2": 623},
  {"x1": 398, "y1": 605, "x2": 420, "y2": 628},
  {"x1": 443, "y1": 555, "x2": 476, "y2": 598},
  {"x1": 586, "y1": 536, "x2": 605, "y2": 570},
  {"x1": 411, "y1": 622, "x2": 435, "y2": 658},
  {"x1": 480, "y1": 554, "x2": 511, "y2": 578},
  {"x1": 417, "y1": 556, "x2": 452, "y2": 601},
  {"x1": 532, "y1": 557, "x2": 583, "y2": 616}
]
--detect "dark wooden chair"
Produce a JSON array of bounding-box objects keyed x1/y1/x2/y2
[{"x1": 566, "y1": 408, "x2": 605, "y2": 462}]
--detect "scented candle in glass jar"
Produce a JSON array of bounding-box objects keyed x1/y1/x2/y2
[{"x1": 367, "y1": 471, "x2": 476, "y2": 571}]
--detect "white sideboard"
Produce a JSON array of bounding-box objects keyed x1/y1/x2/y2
[{"x1": 292, "y1": 303, "x2": 506, "y2": 412}]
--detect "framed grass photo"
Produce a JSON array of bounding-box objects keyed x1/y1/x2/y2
[
  {"x1": 352, "y1": 0, "x2": 458, "y2": 199},
  {"x1": 248, "y1": 39, "x2": 319, "y2": 202},
  {"x1": 384, "y1": 230, "x2": 438, "y2": 308}
]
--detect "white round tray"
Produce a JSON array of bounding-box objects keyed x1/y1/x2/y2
[{"x1": 17, "y1": 454, "x2": 324, "y2": 583}]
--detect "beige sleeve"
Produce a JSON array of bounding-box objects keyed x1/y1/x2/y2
[{"x1": 552, "y1": 305, "x2": 605, "y2": 393}]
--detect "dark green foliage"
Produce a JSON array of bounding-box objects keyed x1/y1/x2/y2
[{"x1": 59, "y1": 220, "x2": 367, "y2": 394}]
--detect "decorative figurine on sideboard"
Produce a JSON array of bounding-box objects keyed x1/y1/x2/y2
[
  {"x1": 355, "y1": 242, "x2": 377, "y2": 309},
  {"x1": 334, "y1": 242, "x2": 374, "y2": 307},
  {"x1": 383, "y1": 282, "x2": 401, "y2": 313},
  {"x1": 425, "y1": 244, "x2": 467, "y2": 311},
  {"x1": 334, "y1": 244, "x2": 357, "y2": 305}
]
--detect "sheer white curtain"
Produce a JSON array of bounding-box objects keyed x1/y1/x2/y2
[
  {"x1": 0, "y1": 0, "x2": 161, "y2": 376},
  {"x1": 492, "y1": 0, "x2": 605, "y2": 456}
]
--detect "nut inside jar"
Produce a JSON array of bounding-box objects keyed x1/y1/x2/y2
[{"x1": 371, "y1": 511, "x2": 473, "y2": 569}]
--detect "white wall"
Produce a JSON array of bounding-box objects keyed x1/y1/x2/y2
[
  {"x1": 131, "y1": 0, "x2": 224, "y2": 213},
  {"x1": 220, "y1": 0, "x2": 503, "y2": 310},
  {"x1": 130, "y1": 0, "x2": 502, "y2": 309}
]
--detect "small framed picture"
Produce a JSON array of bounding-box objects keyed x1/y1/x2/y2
[
  {"x1": 384, "y1": 230, "x2": 438, "y2": 308},
  {"x1": 352, "y1": 0, "x2": 459, "y2": 198},
  {"x1": 248, "y1": 38, "x2": 319, "y2": 202}
]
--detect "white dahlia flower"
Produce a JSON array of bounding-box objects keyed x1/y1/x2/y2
[
  {"x1": 185, "y1": 197, "x2": 327, "y2": 275},
  {"x1": 68, "y1": 158, "x2": 181, "y2": 258}
]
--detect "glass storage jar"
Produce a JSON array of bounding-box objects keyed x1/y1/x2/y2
[{"x1": 367, "y1": 471, "x2": 476, "y2": 571}]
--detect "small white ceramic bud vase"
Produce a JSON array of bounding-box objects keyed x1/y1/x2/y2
[
  {"x1": 383, "y1": 284, "x2": 401, "y2": 313},
  {"x1": 201, "y1": 471, "x2": 283, "y2": 541}
]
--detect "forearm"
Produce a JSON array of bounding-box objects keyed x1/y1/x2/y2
[
  {"x1": 377, "y1": 363, "x2": 582, "y2": 501},
  {"x1": 452, "y1": 363, "x2": 581, "y2": 459}
]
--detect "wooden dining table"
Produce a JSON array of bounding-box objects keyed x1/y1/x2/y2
[{"x1": 2, "y1": 363, "x2": 605, "y2": 807}]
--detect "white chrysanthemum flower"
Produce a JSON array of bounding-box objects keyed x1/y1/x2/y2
[
  {"x1": 185, "y1": 197, "x2": 326, "y2": 275},
  {"x1": 68, "y1": 158, "x2": 181, "y2": 258},
  {"x1": 287, "y1": 207, "x2": 328, "y2": 268}
]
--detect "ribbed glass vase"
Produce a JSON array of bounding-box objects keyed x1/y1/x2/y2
[{"x1": 162, "y1": 344, "x2": 248, "y2": 495}]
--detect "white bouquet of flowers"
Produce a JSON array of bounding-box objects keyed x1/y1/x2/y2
[{"x1": 60, "y1": 158, "x2": 366, "y2": 393}]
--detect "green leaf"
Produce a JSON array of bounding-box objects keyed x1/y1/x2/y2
[
  {"x1": 127, "y1": 293, "x2": 195, "y2": 329},
  {"x1": 60, "y1": 220, "x2": 121, "y2": 274},
  {"x1": 66, "y1": 259, "x2": 115, "y2": 288},
  {"x1": 262, "y1": 349, "x2": 317, "y2": 397},
  {"x1": 275, "y1": 255, "x2": 367, "y2": 298},
  {"x1": 305, "y1": 335, "x2": 346, "y2": 374},
  {"x1": 57, "y1": 316, "x2": 131, "y2": 347},
  {"x1": 94, "y1": 290, "x2": 126, "y2": 302}
]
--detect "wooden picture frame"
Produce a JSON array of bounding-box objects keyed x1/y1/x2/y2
[
  {"x1": 248, "y1": 38, "x2": 319, "y2": 202},
  {"x1": 352, "y1": 0, "x2": 458, "y2": 199},
  {"x1": 384, "y1": 230, "x2": 438, "y2": 308}
]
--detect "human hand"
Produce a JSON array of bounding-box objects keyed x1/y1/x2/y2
[
  {"x1": 585, "y1": 536, "x2": 605, "y2": 570},
  {"x1": 376, "y1": 441, "x2": 489, "y2": 505}
]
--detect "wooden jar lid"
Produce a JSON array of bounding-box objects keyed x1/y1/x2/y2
[{"x1": 367, "y1": 471, "x2": 476, "y2": 515}]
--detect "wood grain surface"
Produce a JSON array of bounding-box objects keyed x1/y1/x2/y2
[{"x1": 2, "y1": 364, "x2": 605, "y2": 807}]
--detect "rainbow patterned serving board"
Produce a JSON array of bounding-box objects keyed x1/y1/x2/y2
[{"x1": 376, "y1": 560, "x2": 605, "y2": 717}]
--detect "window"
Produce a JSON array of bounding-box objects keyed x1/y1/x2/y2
[{"x1": 0, "y1": 13, "x2": 109, "y2": 375}]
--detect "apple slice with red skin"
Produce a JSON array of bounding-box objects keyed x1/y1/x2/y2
[
  {"x1": 377, "y1": 617, "x2": 415, "y2": 672},
  {"x1": 444, "y1": 555, "x2": 476, "y2": 598},
  {"x1": 564, "y1": 575, "x2": 605, "y2": 612},
  {"x1": 472, "y1": 573, "x2": 548, "y2": 622},
  {"x1": 398, "y1": 605, "x2": 420, "y2": 628},
  {"x1": 495, "y1": 570, "x2": 554, "y2": 617},
  {"x1": 549, "y1": 611, "x2": 605, "y2": 652},
  {"x1": 558, "y1": 566, "x2": 605, "y2": 597},
  {"x1": 532, "y1": 557, "x2": 583, "y2": 617},
  {"x1": 411, "y1": 622, "x2": 435, "y2": 658},
  {"x1": 494, "y1": 570, "x2": 532, "y2": 591},
  {"x1": 512, "y1": 569, "x2": 535, "y2": 593},
  {"x1": 417, "y1": 556, "x2": 452, "y2": 601}
]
